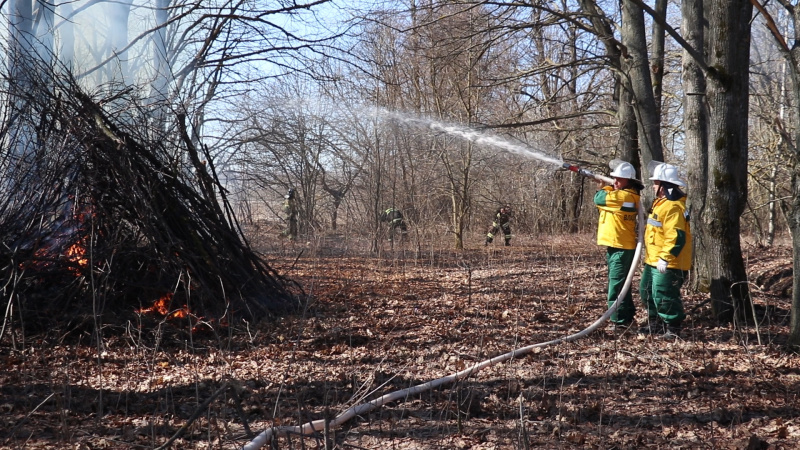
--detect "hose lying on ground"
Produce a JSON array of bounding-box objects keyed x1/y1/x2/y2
[{"x1": 242, "y1": 173, "x2": 646, "y2": 450}]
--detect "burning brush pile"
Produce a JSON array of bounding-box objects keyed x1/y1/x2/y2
[{"x1": 0, "y1": 72, "x2": 296, "y2": 333}]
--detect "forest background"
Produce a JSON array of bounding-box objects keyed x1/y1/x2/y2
[{"x1": 2, "y1": 0, "x2": 800, "y2": 448}]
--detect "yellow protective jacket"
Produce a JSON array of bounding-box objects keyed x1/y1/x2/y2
[
  {"x1": 644, "y1": 195, "x2": 692, "y2": 270},
  {"x1": 594, "y1": 186, "x2": 639, "y2": 250}
]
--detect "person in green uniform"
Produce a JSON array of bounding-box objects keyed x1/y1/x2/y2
[
  {"x1": 639, "y1": 162, "x2": 692, "y2": 338},
  {"x1": 594, "y1": 160, "x2": 642, "y2": 329}
]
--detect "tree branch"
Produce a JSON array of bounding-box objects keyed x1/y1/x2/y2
[{"x1": 624, "y1": 0, "x2": 715, "y2": 76}]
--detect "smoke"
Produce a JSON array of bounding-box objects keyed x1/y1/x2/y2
[{"x1": 1, "y1": 0, "x2": 166, "y2": 88}]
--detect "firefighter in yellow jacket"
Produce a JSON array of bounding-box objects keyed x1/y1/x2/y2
[
  {"x1": 594, "y1": 160, "x2": 642, "y2": 328},
  {"x1": 639, "y1": 162, "x2": 691, "y2": 337}
]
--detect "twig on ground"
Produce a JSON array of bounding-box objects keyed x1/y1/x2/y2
[{"x1": 155, "y1": 382, "x2": 229, "y2": 450}]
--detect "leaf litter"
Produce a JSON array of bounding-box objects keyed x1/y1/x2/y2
[{"x1": 1, "y1": 233, "x2": 798, "y2": 449}]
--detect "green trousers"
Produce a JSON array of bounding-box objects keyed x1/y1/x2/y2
[
  {"x1": 639, "y1": 264, "x2": 687, "y2": 325},
  {"x1": 606, "y1": 247, "x2": 636, "y2": 324}
]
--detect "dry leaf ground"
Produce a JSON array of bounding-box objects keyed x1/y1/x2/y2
[{"x1": 1, "y1": 232, "x2": 798, "y2": 449}]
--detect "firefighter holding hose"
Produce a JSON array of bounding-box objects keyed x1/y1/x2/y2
[
  {"x1": 593, "y1": 160, "x2": 643, "y2": 329},
  {"x1": 639, "y1": 162, "x2": 691, "y2": 338}
]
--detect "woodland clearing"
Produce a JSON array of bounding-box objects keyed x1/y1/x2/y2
[{"x1": 1, "y1": 232, "x2": 798, "y2": 449}]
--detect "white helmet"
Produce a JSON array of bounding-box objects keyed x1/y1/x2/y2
[
  {"x1": 649, "y1": 162, "x2": 686, "y2": 187},
  {"x1": 609, "y1": 160, "x2": 637, "y2": 180}
]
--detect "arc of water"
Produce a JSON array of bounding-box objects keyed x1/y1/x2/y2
[{"x1": 369, "y1": 109, "x2": 565, "y2": 167}]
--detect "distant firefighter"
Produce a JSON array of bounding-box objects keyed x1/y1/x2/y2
[
  {"x1": 380, "y1": 207, "x2": 407, "y2": 241},
  {"x1": 485, "y1": 205, "x2": 512, "y2": 246},
  {"x1": 283, "y1": 188, "x2": 297, "y2": 240}
]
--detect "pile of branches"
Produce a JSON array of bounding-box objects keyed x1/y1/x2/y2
[{"x1": 1, "y1": 66, "x2": 296, "y2": 333}]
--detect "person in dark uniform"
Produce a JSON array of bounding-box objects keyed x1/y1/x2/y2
[
  {"x1": 485, "y1": 205, "x2": 512, "y2": 246},
  {"x1": 283, "y1": 188, "x2": 297, "y2": 240},
  {"x1": 380, "y1": 207, "x2": 407, "y2": 241}
]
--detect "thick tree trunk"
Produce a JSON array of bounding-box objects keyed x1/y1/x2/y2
[
  {"x1": 787, "y1": 41, "x2": 800, "y2": 345},
  {"x1": 681, "y1": 0, "x2": 709, "y2": 293},
  {"x1": 576, "y1": 0, "x2": 641, "y2": 178},
  {"x1": 701, "y1": 0, "x2": 753, "y2": 322},
  {"x1": 790, "y1": 171, "x2": 800, "y2": 346}
]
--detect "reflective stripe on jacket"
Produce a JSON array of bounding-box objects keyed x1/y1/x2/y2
[
  {"x1": 643, "y1": 195, "x2": 692, "y2": 270},
  {"x1": 594, "y1": 186, "x2": 639, "y2": 250}
]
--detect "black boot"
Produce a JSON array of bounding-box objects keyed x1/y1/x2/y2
[
  {"x1": 659, "y1": 323, "x2": 682, "y2": 339},
  {"x1": 485, "y1": 238, "x2": 492, "y2": 246},
  {"x1": 504, "y1": 240, "x2": 511, "y2": 246},
  {"x1": 638, "y1": 318, "x2": 665, "y2": 335},
  {"x1": 611, "y1": 321, "x2": 633, "y2": 333}
]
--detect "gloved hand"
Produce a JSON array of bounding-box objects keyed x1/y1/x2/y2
[{"x1": 657, "y1": 259, "x2": 668, "y2": 274}]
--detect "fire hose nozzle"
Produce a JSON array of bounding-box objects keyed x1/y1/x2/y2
[{"x1": 562, "y1": 163, "x2": 614, "y2": 184}]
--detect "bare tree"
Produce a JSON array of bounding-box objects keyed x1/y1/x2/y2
[{"x1": 749, "y1": 0, "x2": 800, "y2": 344}]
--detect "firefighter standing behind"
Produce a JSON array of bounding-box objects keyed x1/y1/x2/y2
[
  {"x1": 381, "y1": 207, "x2": 407, "y2": 241},
  {"x1": 639, "y1": 162, "x2": 692, "y2": 338},
  {"x1": 485, "y1": 205, "x2": 512, "y2": 246},
  {"x1": 593, "y1": 160, "x2": 642, "y2": 328},
  {"x1": 283, "y1": 188, "x2": 298, "y2": 241}
]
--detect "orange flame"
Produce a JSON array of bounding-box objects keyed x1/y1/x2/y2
[
  {"x1": 65, "y1": 242, "x2": 89, "y2": 269},
  {"x1": 137, "y1": 293, "x2": 190, "y2": 319},
  {"x1": 138, "y1": 293, "x2": 172, "y2": 315}
]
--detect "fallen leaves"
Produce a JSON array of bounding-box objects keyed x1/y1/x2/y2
[{"x1": 2, "y1": 236, "x2": 800, "y2": 449}]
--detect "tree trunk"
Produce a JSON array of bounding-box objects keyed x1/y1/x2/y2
[
  {"x1": 701, "y1": 0, "x2": 753, "y2": 323},
  {"x1": 150, "y1": 0, "x2": 171, "y2": 103},
  {"x1": 681, "y1": 0, "x2": 709, "y2": 293},
  {"x1": 650, "y1": 0, "x2": 667, "y2": 116},
  {"x1": 790, "y1": 170, "x2": 800, "y2": 346},
  {"x1": 108, "y1": 0, "x2": 133, "y2": 81},
  {"x1": 617, "y1": 85, "x2": 639, "y2": 169},
  {"x1": 577, "y1": 0, "x2": 641, "y2": 175},
  {"x1": 57, "y1": 3, "x2": 75, "y2": 69},
  {"x1": 787, "y1": 21, "x2": 800, "y2": 344},
  {"x1": 767, "y1": 165, "x2": 777, "y2": 247},
  {"x1": 620, "y1": 0, "x2": 663, "y2": 169}
]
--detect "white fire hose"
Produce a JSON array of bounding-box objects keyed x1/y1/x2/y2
[{"x1": 242, "y1": 166, "x2": 646, "y2": 450}]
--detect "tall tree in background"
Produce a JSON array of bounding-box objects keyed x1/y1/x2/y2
[
  {"x1": 576, "y1": 0, "x2": 663, "y2": 179},
  {"x1": 619, "y1": 0, "x2": 663, "y2": 173},
  {"x1": 650, "y1": 0, "x2": 667, "y2": 117}
]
